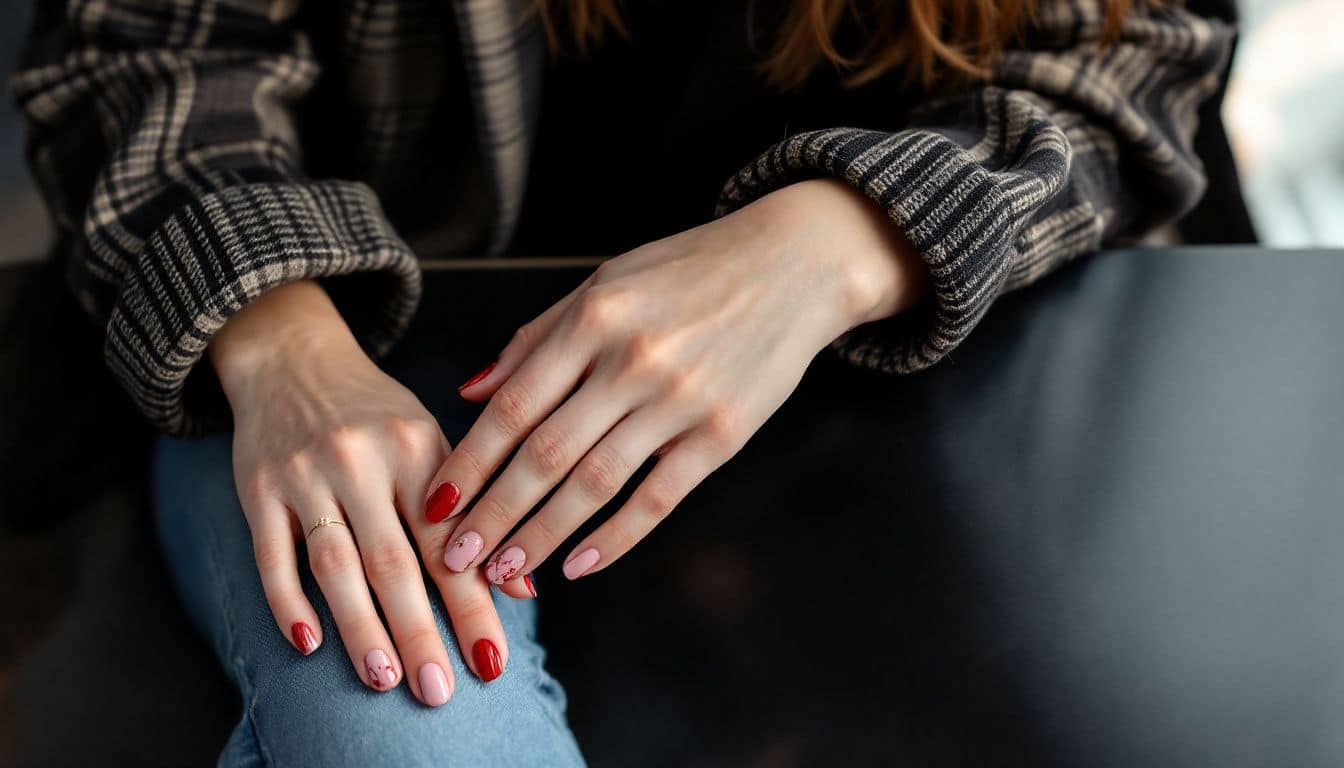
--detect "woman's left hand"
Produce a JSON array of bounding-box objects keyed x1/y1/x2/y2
[{"x1": 423, "y1": 178, "x2": 928, "y2": 583}]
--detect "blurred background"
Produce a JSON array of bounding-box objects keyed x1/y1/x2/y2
[{"x1": 2, "y1": 0, "x2": 1343, "y2": 263}]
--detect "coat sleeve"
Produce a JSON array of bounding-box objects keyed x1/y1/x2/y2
[
  {"x1": 9, "y1": 0, "x2": 423, "y2": 436},
  {"x1": 715, "y1": 1, "x2": 1235, "y2": 373}
]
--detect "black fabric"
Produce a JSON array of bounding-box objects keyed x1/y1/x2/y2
[{"x1": 509, "y1": 0, "x2": 914, "y2": 256}]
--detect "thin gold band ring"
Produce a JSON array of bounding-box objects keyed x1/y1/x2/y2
[{"x1": 306, "y1": 516, "x2": 349, "y2": 539}]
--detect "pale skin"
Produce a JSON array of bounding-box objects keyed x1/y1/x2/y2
[{"x1": 208, "y1": 177, "x2": 929, "y2": 706}]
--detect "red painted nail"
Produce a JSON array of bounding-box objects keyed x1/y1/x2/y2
[
  {"x1": 458, "y1": 362, "x2": 497, "y2": 392},
  {"x1": 473, "y1": 638, "x2": 503, "y2": 682},
  {"x1": 424, "y1": 481, "x2": 461, "y2": 523},
  {"x1": 523, "y1": 573, "x2": 537, "y2": 598},
  {"x1": 291, "y1": 622, "x2": 318, "y2": 656}
]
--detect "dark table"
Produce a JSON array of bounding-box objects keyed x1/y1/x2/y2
[{"x1": 3, "y1": 245, "x2": 1342, "y2": 766}]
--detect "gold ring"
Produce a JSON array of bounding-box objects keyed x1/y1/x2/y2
[{"x1": 307, "y1": 516, "x2": 349, "y2": 539}]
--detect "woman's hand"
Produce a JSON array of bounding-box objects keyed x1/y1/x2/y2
[
  {"x1": 424, "y1": 178, "x2": 929, "y2": 583},
  {"x1": 209, "y1": 280, "x2": 531, "y2": 707}
]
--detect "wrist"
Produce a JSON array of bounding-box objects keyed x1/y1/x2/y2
[
  {"x1": 208, "y1": 279, "x2": 362, "y2": 402},
  {"x1": 758, "y1": 178, "x2": 930, "y2": 328}
]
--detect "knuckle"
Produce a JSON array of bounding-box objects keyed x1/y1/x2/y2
[
  {"x1": 362, "y1": 539, "x2": 420, "y2": 586},
  {"x1": 623, "y1": 331, "x2": 674, "y2": 377},
  {"x1": 474, "y1": 496, "x2": 516, "y2": 529},
  {"x1": 524, "y1": 424, "x2": 571, "y2": 478},
  {"x1": 447, "y1": 595, "x2": 494, "y2": 625},
  {"x1": 253, "y1": 538, "x2": 290, "y2": 572},
  {"x1": 308, "y1": 538, "x2": 360, "y2": 580},
  {"x1": 510, "y1": 321, "x2": 537, "y2": 350},
  {"x1": 605, "y1": 517, "x2": 639, "y2": 552},
  {"x1": 388, "y1": 417, "x2": 440, "y2": 456},
  {"x1": 574, "y1": 285, "x2": 630, "y2": 330},
  {"x1": 491, "y1": 384, "x2": 533, "y2": 436},
  {"x1": 320, "y1": 426, "x2": 371, "y2": 470},
  {"x1": 395, "y1": 624, "x2": 444, "y2": 654},
  {"x1": 702, "y1": 402, "x2": 744, "y2": 451},
  {"x1": 527, "y1": 514, "x2": 562, "y2": 548},
  {"x1": 449, "y1": 443, "x2": 487, "y2": 483},
  {"x1": 639, "y1": 477, "x2": 681, "y2": 522},
  {"x1": 575, "y1": 444, "x2": 628, "y2": 501}
]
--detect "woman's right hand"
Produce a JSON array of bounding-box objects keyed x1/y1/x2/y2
[{"x1": 207, "y1": 279, "x2": 532, "y2": 707}]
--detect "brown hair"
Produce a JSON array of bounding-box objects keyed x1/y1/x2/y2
[{"x1": 529, "y1": 0, "x2": 1138, "y2": 90}]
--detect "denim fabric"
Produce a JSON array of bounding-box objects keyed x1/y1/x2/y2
[{"x1": 151, "y1": 424, "x2": 587, "y2": 767}]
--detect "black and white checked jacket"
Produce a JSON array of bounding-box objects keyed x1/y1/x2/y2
[{"x1": 10, "y1": 0, "x2": 1235, "y2": 436}]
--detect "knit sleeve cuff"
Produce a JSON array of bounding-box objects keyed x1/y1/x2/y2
[
  {"x1": 105, "y1": 179, "x2": 423, "y2": 437},
  {"x1": 716, "y1": 125, "x2": 1063, "y2": 374}
]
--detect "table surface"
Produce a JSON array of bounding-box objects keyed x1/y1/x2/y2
[{"x1": 3, "y1": 245, "x2": 1343, "y2": 766}]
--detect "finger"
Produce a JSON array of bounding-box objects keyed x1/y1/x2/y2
[
  {"x1": 297, "y1": 489, "x2": 404, "y2": 692},
  {"x1": 244, "y1": 495, "x2": 323, "y2": 656},
  {"x1": 424, "y1": 327, "x2": 594, "y2": 526},
  {"x1": 562, "y1": 435, "x2": 723, "y2": 579},
  {"x1": 495, "y1": 402, "x2": 688, "y2": 581},
  {"x1": 344, "y1": 490, "x2": 457, "y2": 708},
  {"x1": 445, "y1": 375, "x2": 638, "y2": 579},
  {"x1": 400, "y1": 451, "x2": 516, "y2": 684},
  {"x1": 456, "y1": 269, "x2": 599, "y2": 401}
]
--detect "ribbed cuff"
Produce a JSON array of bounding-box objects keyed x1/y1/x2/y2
[
  {"x1": 716, "y1": 125, "x2": 1060, "y2": 374},
  {"x1": 105, "y1": 180, "x2": 423, "y2": 436}
]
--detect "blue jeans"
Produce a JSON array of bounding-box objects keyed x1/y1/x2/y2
[{"x1": 151, "y1": 412, "x2": 587, "y2": 767}]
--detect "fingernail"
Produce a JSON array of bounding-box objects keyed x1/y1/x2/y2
[
  {"x1": 523, "y1": 572, "x2": 538, "y2": 598},
  {"x1": 291, "y1": 622, "x2": 318, "y2": 655},
  {"x1": 563, "y1": 547, "x2": 600, "y2": 580},
  {"x1": 472, "y1": 638, "x2": 503, "y2": 682},
  {"x1": 458, "y1": 361, "x2": 497, "y2": 392},
  {"x1": 485, "y1": 545, "x2": 526, "y2": 584},
  {"x1": 418, "y1": 662, "x2": 451, "y2": 707},
  {"x1": 365, "y1": 649, "x2": 398, "y2": 689},
  {"x1": 443, "y1": 530, "x2": 484, "y2": 572},
  {"x1": 424, "y1": 481, "x2": 461, "y2": 523}
]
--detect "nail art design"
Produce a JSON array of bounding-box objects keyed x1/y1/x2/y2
[
  {"x1": 458, "y1": 361, "x2": 497, "y2": 392},
  {"x1": 365, "y1": 649, "x2": 397, "y2": 689},
  {"x1": 291, "y1": 622, "x2": 318, "y2": 655},
  {"x1": 523, "y1": 573, "x2": 537, "y2": 598},
  {"x1": 472, "y1": 638, "x2": 503, "y2": 682},
  {"x1": 563, "y1": 547, "x2": 600, "y2": 580},
  {"x1": 485, "y1": 546, "x2": 525, "y2": 584},
  {"x1": 424, "y1": 481, "x2": 461, "y2": 523},
  {"x1": 444, "y1": 530, "x2": 484, "y2": 572}
]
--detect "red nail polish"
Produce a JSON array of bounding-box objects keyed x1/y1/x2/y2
[
  {"x1": 473, "y1": 638, "x2": 503, "y2": 682},
  {"x1": 523, "y1": 573, "x2": 537, "y2": 598},
  {"x1": 425, "y1": 482, "x2": 460, "y2": 523},
  {"x1": 291, "y1": 622, "x2": 318, "y2": 655},
  {"x1": 458, "y1": 362, "x2": 497, "y2": 392}
]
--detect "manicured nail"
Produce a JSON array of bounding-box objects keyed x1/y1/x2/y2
[
  {"x1": 424, "y1": 481, "x2": 461, "y2": 523},
  {"x1": 523, "y1": 573, "x2": 537, "y2": 598},
  {"x1": 472, "y1": 638, "x2": 503, "y2": 682},
  {"x1": 563, "y1": 547, "x2": 600, "y2": 580},
  {"x1": 485, "y1": 546, "x2": 526, "y2": 584},
  {"x1": 444, "y1": 530, "x2": 484, "y2": 572},
  {"x1": 458, "y1": 362, "x2": 497, "y2": 392},
  {"x1": 365, "y1": 649, "x2": 398, "y2": 689},
  {"x1": 418, "y1": 662, "x2": 451, "y2": 707},
  {"x1": 291, "y1": 622, "x2": 318, "y2": 655}
]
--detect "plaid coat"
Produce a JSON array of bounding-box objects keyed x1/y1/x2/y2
[{"x1": 11, "y1": 0, "x2": 1234, "y2": 436}]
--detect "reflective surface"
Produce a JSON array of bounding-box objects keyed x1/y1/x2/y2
[{"x1": 4, "y1": 246, "x2": 1343, "y2": 765}]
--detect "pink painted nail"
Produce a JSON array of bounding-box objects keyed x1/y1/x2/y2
[
  {"x1": 444, "y1": 531, "x2": 484, "y2": 572},
  {"x1": 418, "y1": 662, "x2": 451, "y2": 707},
  {"x1": 486, "y1": 546, "x2": 526, "y2": 584},
  {"x1": 563, "y1": 547, "x2": 600, "y2": 580},
  {"x1": 365, "y1": 649, "x2": 398, "y2": 689}
]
